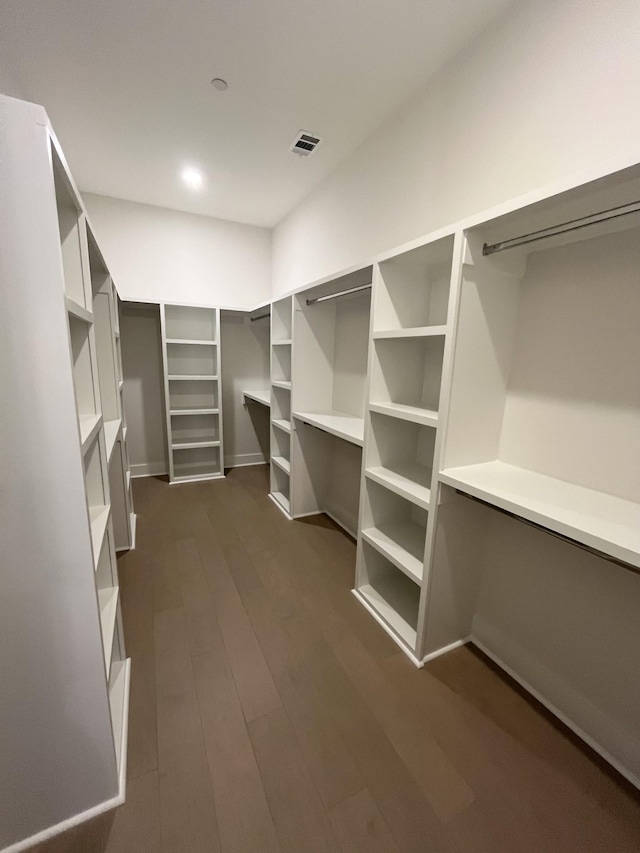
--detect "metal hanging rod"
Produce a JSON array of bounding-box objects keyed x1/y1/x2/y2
[
  {"x1": 306, "y1": 282, "x2": 372, "y2": 306},
  {"x1": 456, "y1": 491, "x2": 639, "y2": 576},
  {"x1": 250, "y1": 312, "x2": 270, "y2": 322},
  {"x1": 482, "y1": 199, "x2": 640, "y2": 256}
]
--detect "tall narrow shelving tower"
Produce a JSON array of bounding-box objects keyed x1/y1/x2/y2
[
  {"x1": 160, "y1": 303, "x2": 225, "y2": 482},
  {"x1": 270, "y1": 296, "x2": 294, "y2": 515},
  {"x1": 354, "y1": 234, "x2": 460, "y2": 665},
  {"x1": 89, "y1": 231, "x2": 136, "y2": 550},
  {"x1": 1, "y1": 94, "x2": 130, "y2": 851}
]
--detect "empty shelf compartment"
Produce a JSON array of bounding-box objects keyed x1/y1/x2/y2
[{"x1": 371, "y1": 335, "x2": 445, "y2": 419}]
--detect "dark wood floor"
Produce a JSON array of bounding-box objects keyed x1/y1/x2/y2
[{"x1": 37, "y1": 465, "x2": 640, "y2": 852}]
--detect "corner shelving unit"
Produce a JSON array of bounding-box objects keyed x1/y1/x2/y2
[
  {"x1": 269, "y1": 296, "x2": 294, "y2": 515},
  {"x1": 0, "y1": 94, "x2": 131, "y2": 851},
  {"x1": 160, "y1": 303, "x2": 224, "y2": 483},
  {"x1": 354, "y1": 234, "x2": 459, "y2": 664}
]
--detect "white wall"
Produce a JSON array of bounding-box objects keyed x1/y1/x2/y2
[
  {"x1": 120, "y1": 302, "x2": 168, "y2": 477},
  {"x1": 272, "y1": 0, "x2": 640, "y2": 295},
  {"x1": 84, "y1": 193, "x2": 271, "y2": 309},
  {"x1": 221, "y1": 313, "x2": 271, "y2": 467}
]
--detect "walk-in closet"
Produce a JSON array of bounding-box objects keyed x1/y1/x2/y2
[{"x1": 3, "y1": 2, "x2": 640, "y2": 850}]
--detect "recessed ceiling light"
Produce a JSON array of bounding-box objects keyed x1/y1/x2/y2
[
  {"x1": 181, "y1": 166, "x2": 204, "y2": 190},
  {"x1": 211, "y1": 78, "x2": 228, "y2": 91}
]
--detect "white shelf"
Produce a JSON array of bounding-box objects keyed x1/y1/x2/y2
[
  {"x1": 65, "y1": 296, "x2": 93, "y2": 324},
  {"x1": 170, "y1": 407, "x2": 220, "y2": 415},
  {"x1": 439, "y1": 460, "x2": 640, "y2": 569},
  {"x1": 293, "y1": 411, "x2": 364, "y2": 447},
  {"x1": 167, "y1": 374, "x2": 218, "y2": 381},
  {"x1": 79, "y1": 413, "x2": 102, "y2": 454},
  {"x1": 89, "y1": 505, "x2": 111, "y2": 569},
  {"x1": 271, "y1": 490, "x2": 291, "y2": 514},
  {"x1": 361, "y1": 520, "x2": 425, "y2": 585},
  {"x1": 373, "y1": 326, "x2": 447, "y2": 340},
  {"x1": 109, "y1": 657, "x2": 131, "y2": 778},
  {"x1": 104, "y1": 418, "x2": 121, "y2": 462},
  {"x1": 272, "y1": 418, "x2": 291, "y2": 435},
  {"x1": 272, "y1": 338, "x2": 292, "y2": 345},
  {"x1": 366, "y1": 464, "x2": 432, "y2": 509},
  {"x1": 243, "y1": 390, "x2": 270, "y2": 407},
  {"x1": 172, "y1": 438, "x2": 221, "y2": 450},
  {"x1": 272, "y1": 380, "x2": 292, "y2": 390},
  {"x1": 355, "y1": 582, "x2": 417, "y2": 649},
  {"x1": 271, "y1": 455, "x2": 291, "y2": 475},
  {"x1": 369, "y1": 402, "x2": 438, "y2": 427},
  {"x1": 166, "y1": 338, "x2": 216, "y2": 346},
  {"x1": 98, "y1": 586, "x2": 119, "y2": 675}
]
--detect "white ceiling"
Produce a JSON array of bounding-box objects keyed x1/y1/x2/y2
[{"x1": 0, "y1": 0, "x2": 514, "y2": 227}]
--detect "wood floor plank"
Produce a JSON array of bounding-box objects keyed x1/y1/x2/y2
[
  {"x1": 158, "y1": 763, "x2": 220, "y2": 853},
  {"x1": 328, "y1": 788, "x2": 401, "y2": 853},
  {"x1": 197, "y1": 537, "x2": 282, "y2": 723},
  {"x1": 106, "y1": 771, "x2": 161, "y2": 853},
  {"x1": 248, "y1": 707, "x2": 342, "y2": 853},
  {"x1": 193, "y1": 650, "x2": 281, "y2": 853}
]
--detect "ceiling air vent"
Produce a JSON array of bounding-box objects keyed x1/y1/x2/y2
[{"x1": 290, "y1": 130, "x2": 323, "y2": 157}]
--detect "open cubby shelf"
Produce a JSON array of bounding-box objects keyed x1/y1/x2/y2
[
  {"x1": 370, "y1": 335, "x2": 445, "y2": 419},
  {"x1": 361, "y1": 479, "x2": 427, "y2": 584},
  {"x1": 365, "y1": 412, "x2": 436, "y2": 510},
  {"x1": 374, "y1": 235, "x2": 454, "y2": 332},
  {"x1": 356, "y1": 543, "x2": 420, "y2": 650},
  {"x1": 164, "y1": 304, "x2": 216, "y2": 342},
  {"x1": 293, "y1": 411, "x2": 364, "y2": 447}
]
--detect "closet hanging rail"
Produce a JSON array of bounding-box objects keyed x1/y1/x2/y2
[
  {"x1": 456, "y1": 491, "x2": 640, "y2": 576},
  {"x1": 306, "y1": 282, "x2": 372, "y2": 306},
  {"x1": 250, "y1": 312, "x2": 270, "y2": 322},
  {"x1": 482, "y1": 199, "x2": 640, "y2": 256}
]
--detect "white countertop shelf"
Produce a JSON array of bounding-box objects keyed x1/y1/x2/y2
[
  {"x1": 439, "y1": 460, "x2": 640, "y2": 569},
  {"x1": 293, "y1": 411, "x2": 364, "y2": 447},
  {"x1": 372, "y1": 325, "x2": 447, "y2": 340},
  {"x1": 243, "y1": 390, "x2": 271, "y2": 407}
]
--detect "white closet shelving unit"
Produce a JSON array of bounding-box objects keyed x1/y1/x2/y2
[
  {"x1": 291, "y1": 268, "x2": 373, "y2": 536},
  {"x1": 1, "y1": 95, "x2": 131, "y2": 851},
  {"x1": 89, "y1": 232, "x2": 136, "y2": 550},
  {"x1": 269, "y1": 296, "x2": 294, "y2": 514},
  {"x1": 160, "y1": 303, "x2": 224, "y2": 482},
  {"x1": 354, "y1": 236, "x2": 459, "y2": 662}
]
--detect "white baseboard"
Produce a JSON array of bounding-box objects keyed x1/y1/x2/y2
[
  {"x1": 130, "y1": 461, "x2": 167, "y2": 478},
  {"x1": 224, "y1": 452, "x2": 268, "y2": 468},
  {"x1": 421, "y1": 637, "x2": 470, "y2": 665},
  {"x1": 471, "y1": 617, "x2": 640, "y2": 789}
]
